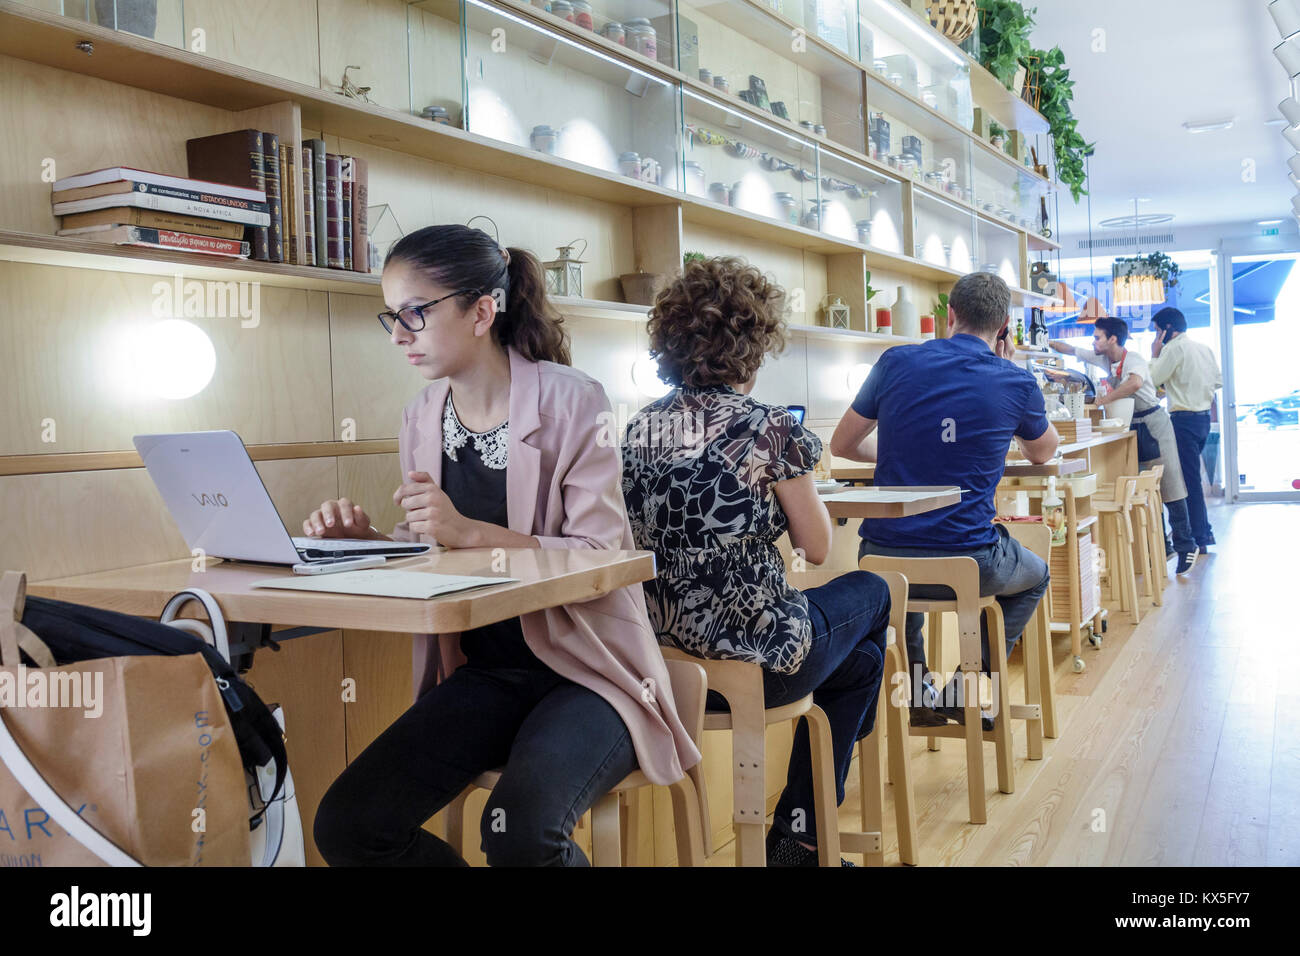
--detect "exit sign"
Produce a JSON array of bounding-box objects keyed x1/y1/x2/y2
[{"x1": 1263, "y1": 227, "x2": 1281, "y2": 236}]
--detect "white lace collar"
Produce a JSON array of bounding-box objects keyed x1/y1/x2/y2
[{"x1": 443, "y1": 394, "x2": 509, "y2": 470}]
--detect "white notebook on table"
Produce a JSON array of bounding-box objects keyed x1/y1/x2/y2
[{"x1": 250, "y1": 570, "x2": 517, "y2": 600}]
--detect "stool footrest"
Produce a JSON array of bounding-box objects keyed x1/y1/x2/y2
[
  {"x1": 839, "y1": 831, "x2": 883, "y2": 854},
  {"x1": 1010, "y1": 704, "x2": 1041, "y2": 720}
]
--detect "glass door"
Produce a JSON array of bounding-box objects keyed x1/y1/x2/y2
[{"x1": 1220, "y1": 250, "x2": 1300, "y2": 501}]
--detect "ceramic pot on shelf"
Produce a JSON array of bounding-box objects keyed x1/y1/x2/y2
[{"x1": 892, "y1": 285, "x2": 919, "y2": 338}]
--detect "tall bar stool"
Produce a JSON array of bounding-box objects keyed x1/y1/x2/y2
[
  {"x1": 658, "y1": 646, "x2": 853, "y2": 866},
  {"x1": 853, "y1": 570, "x2": 920, "y2": 865},
  {"x1": 997, "y1": 522, "x2": 1060, "y2": 746},
  {"x1": 442, "y1": 659, "x2": 710, "y2": 866},
  {"x1": 858, "y1": 554, "x2": 1042, "y2": 824},
  {"x1": 1132, "y1": 469, "x2": 1166, "y2": 607},
  {"x1": 1093, "y1": 475, "x2": 1144, "y2": 624}
]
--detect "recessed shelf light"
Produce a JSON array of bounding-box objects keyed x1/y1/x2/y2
[{"x1": 1183, "y1": 118, "x2": 1236, "y2": 133}]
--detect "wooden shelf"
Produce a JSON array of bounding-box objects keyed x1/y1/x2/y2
[
  {"x1": 0, "y1": 439, "x2": 400, "y2": 477},
  {"x1": 0, "y1": 1, "x2": 981, "y2": 287},
  {"x1": 788, "y1": 324, "x2": 927, "y2": 345},
  {"x1": 1027, "y1": 233, "x2": 1062, "y2": 253},
  {"x1": 1009, "y1": 284, "x2": 1064, "y2": 307},
  {"x1": 0, "y1": 229, "x2": 383, "y2": 293}
]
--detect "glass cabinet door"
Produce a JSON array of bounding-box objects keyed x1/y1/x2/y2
[
  {"x1": 815, "y1": 147, "x2": 904, "y2": 252},
  {"x1": 437, "y1": 0, "x2": 681, "y2": 187},
  {"x1": 912, "y1": 188, "x2": 975, "y2": 275},
  {"x1": 681, "y1": 0, "x2": 866, "y2": 156},
  {"x1": 59, "y1": 0, "x2": 186, "y2": 48},
  {"x1": 682, "y1": 89, "x2": 817, "y2": 223},
  {"x1": 857, "y1": 0, "x2": 973, "y2": 129},
  {"x1": 975, "y1": 215, "x2": 1023, "y2": 289}
]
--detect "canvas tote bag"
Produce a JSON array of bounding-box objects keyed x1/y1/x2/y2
[{"x1": 0, "y1": 571, "x2": 249, "y2": 867}]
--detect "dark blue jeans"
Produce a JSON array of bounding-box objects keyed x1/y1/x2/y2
[
  {"x1": 859, "y1": 524, "x2": 1050, "y2": 697},
  {"x1": 718, "y1": 570, "x2": 889, "y2": 844},
  {"x1": 1171, "y1": 410, "x2": 1214, "y2": 546},
  {"x1": 314, "y1": 664, "x2": 637, "y2": 866}
]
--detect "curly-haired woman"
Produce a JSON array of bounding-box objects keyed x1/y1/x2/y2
[{"x1": 621, "y1": 255, "x2": 891, "y2": 867}]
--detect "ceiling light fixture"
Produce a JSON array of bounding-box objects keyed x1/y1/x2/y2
[
  {"x1": 1182, "y1": 118, "x2": 1236, "y2": 133},
  {"x1": 1270, "y1": 0, "x2": 1300, "y2": 38},
  {"x1": 1290, "y1": 155, "x2": 1300, "y2": 177},
  {"x1": 1285, "y1": 124, "x2": 1300, "y2": 149},
  {"x1": 1291, "y1": 195, "x2": 1300, "y2": 215},
  {"x1": 1259, "y1": 219, "x2": 1286, "y2": 225}
]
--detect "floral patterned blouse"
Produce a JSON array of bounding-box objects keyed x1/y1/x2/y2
[{"x1": 620, "y1": 385, "x2": 823, "y2": 674}]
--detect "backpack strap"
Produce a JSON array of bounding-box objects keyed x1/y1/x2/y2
[{"x1": 0, "y1": 572, "x2": 56, "y2": 669}]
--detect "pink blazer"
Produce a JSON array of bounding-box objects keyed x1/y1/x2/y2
[{"x1": 391, "y1": 346, "x2": 701, "y2": 786}]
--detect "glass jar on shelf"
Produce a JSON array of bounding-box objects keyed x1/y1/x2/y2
[
  {"x1": 570, "y1": 0, "x2": 593, "y2": 30},
  {"x1": 624, "y1": 18, "x2": 657, "y2": 59},
  {"x1": 550, "y1": 0, "x2": 573, "y2": 22}
]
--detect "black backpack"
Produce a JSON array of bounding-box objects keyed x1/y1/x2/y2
[{"x1": 16, "y1": 594, "x2": 288, "y2": 815}]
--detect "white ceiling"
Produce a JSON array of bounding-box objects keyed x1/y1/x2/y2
[{"x1": 1029, "y1": 0, "x2": 1294, "y2": 243}]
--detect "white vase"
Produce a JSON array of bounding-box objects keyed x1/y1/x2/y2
[{"x1": 893, "y1": 285, "x2": 919, "y2": 338}]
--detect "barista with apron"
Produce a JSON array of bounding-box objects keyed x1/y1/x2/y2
[{"x1": 1049, "y1": 317, "x2": 1198, "y2": 573}]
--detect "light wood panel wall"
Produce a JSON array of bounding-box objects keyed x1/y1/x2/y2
[{"x1": 179, "y1": 0, "x2": 320, "y2": 88}]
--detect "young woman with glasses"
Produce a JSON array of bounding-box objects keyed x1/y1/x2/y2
[{"x1": 306, "y1": 224, "x2": 700, "y2": 866}]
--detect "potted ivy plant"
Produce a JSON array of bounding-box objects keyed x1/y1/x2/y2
[{"x1": 1113, "y1": 252, "x2": 1180, "y2": 287}]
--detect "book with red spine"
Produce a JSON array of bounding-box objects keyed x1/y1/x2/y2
[
  {"x1": 350, "y1": 156, "x2": 369, "y2": 273},
  {"x1": 325, "y1": 153, "x2": 343, "y2": 269},
  {"x1": 74, "y1": 225, "x2": 251, "y2": 257}
]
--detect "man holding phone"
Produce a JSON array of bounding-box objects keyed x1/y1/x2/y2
[{"x1": 1149, "y1": 307, "x2": 1222, "y2": 554}]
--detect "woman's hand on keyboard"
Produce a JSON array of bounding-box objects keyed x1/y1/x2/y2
[{"x1": 302, "y1": 498, "x2": 377, "y2": 538}]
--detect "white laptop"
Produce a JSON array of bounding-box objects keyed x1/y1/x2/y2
[{"x1": 133, "y1": 430, "x2": 431, "y2": 565}]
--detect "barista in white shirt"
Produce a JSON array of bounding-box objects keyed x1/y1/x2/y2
[
  {"x1": 1050, "y1": 316, "x2": 1199, "y2": 574},
  {"x1": 1150, "y1": 307, "x2": 1222, "y2": 554}
]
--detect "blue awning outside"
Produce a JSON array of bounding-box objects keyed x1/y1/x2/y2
[{"x1": 1046, "y1": 259, "x2": 1294, "y2": 333}]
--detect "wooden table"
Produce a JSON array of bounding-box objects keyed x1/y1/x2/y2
[
  {"x1": 30, "y1": 548, "x2": 656, "y2": 657},
  {"x1": 831, "y1": 457, "x2": 1086, "y2": 483},
  {"x1": 821, "y1": 486, "x2": 961, "y2": 519}
]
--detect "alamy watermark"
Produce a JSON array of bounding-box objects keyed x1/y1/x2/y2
[{"x1": 0, "y1": 665, "x2": 102, "y2": 718}]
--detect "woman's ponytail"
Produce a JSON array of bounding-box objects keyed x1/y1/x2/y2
[{"x1": 496, "y1": 246, "x2": 571, "y2": 366}]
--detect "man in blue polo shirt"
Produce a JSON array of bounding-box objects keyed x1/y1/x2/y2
[{"x1": 831, "y1": 272, "x2": 1058, "y2": 727}]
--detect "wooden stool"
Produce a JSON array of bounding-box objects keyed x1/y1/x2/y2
[
  {"x1": 659, "y1": 647, "x2": 850, "y2": 867},
  {"x1": 443, "y1": 659, "x2": 710, "y2": 866},
  {"x1": 1133, "y1": 469, "x2": 1166, "y2": 607},
  {"x1": 1093, "y1": 476, "x2": 1143, "y2": 624},
  {"x1": 859, "y1": 554, "x2": 1042, "y2": 824},
  {"x1": 854, "y1": 570, "x2": 920, "y2": 865},
  {"x1": 997, "y1": 523, "x2": 1059, "y2": 745}
]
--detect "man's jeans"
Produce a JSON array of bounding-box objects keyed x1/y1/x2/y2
[
  {"x1": 1171, "y1": 410, "x2": 1214, "y2": 546},
  {"x1": 859, "y1": 524, "x2": 1050, "y2": 699}
]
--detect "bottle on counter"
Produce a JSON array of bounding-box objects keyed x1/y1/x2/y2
[{"x1": 1043, "y1": 477, "x2": 1066, "y2": 547}]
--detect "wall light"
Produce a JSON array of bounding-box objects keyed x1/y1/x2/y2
[
  {"x1": 1283, "y1": 97, "x2": 1300, "y2": 127},
  {"x1": 1276, "y1": 35, "x2": 1300, "y2": 76},
  {"x1": 1285, "y1": 123, "x2": 1300, "y2": 150},
  {"x1": 136, "y1": 319, "x2": 216, "y2": 400},
  {"x1": 1290, "y1": 195, "x2": 1300, "y2": 215},
  {"x1": 631, "y1": 353, "x2": 671, "y2": 398},
  {"x1": 1270, "y1": 0, "x2": 1300, "y2": 38},
  {"x1": 1290, "y1": 156, "x2": 1300, "y2": 178}
]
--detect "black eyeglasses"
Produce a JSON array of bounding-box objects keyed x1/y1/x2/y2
[{"x1": 377, "y1": 288, "x2": 481, "y2": 333}]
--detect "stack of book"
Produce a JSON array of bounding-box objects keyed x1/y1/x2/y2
[
  {"x1": 185, "y1": 129, "x2": 369, "y2": 272},
  {"x1": 52, "y1": 167, "x2": 268, "y2": 258},
  {"x1": 298, "y1": 137, "x2": 369, "y2": 272}
]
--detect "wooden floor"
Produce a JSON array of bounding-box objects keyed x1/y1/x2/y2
[{"x1": 705, "y1": 499, "x2": 1298, "y2": 866}]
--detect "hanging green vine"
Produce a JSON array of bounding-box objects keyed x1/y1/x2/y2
[{"x1": 976, "y1": 0, "x2": 1094, "y2": 203}]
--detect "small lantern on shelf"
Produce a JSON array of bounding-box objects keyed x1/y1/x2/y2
[
  {"x1": 543, "y1": 238, "x2": 588, "y2": 298},
  {"x1": 819, "y1": 293, "x2": 851, "y2": 330}
]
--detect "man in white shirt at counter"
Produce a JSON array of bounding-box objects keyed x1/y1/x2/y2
[
  {"x1": 1050, "y1": 317, "x2": 1199, "y2": 574},
  {"x1": 1150, "y1": 307, "x2": 1222, "y2": 554}
]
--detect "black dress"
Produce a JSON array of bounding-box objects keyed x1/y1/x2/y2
[{"x1": 440, "y1": 395, "x2": 546, "y2": 671}]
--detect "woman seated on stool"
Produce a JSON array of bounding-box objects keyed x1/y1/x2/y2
[
  {"x1": 620, "y1": 255, "x2": 891, "y2": 867},
  {"x1": 304, "y1": 223, "x2": 701, "y2": 866}
]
